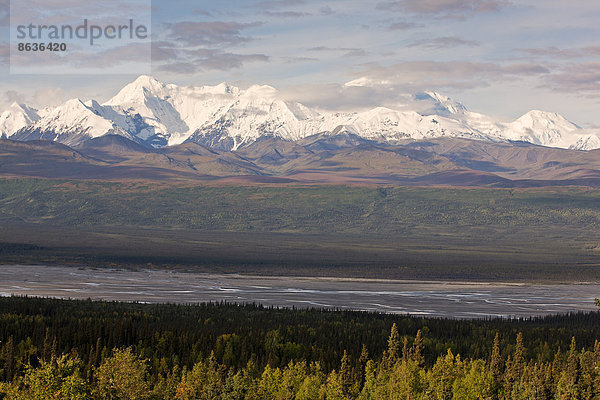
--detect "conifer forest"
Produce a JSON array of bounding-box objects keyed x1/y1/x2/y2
[{"x1": 1, "y1": 297, "x2": 599, "y2": 399}]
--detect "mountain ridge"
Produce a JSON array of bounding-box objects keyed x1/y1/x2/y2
[
  {"x1": 4, "y1": 134, "x2": 600, "y2": 187},
  {"x1": 4, "y1": 75, "x2": 599, "y2": 151}
]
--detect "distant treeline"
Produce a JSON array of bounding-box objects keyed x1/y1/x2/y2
[{"x1": 1, "y1": 297, "x2": 600, "y2": 398}]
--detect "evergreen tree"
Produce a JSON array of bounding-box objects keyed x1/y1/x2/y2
[
  {"x1": 4, "y1": 337, "x2": 15, "y2": 382},
  {"x1": 504, "y1": 333, "x2": 526, "y2": 400},
  {"x1": 411, "y1": 330, "x2": 424, "y2": 367},
  {"x1": 489, "y1": 333, "x2": 503, "y2": 399},
  {"x1": 556, "y1": 337, "x2": 580, "y2": 400},
  {"x1": 387, "y1": 323, "x2": 400, "y2": 364},
  {"x1": 339, "y1": 350, "x2": 354, "y2": 397}
]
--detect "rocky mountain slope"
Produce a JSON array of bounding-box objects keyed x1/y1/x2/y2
[{"x1": 3, "y1": 134, "x2": 600, "y2": 187}]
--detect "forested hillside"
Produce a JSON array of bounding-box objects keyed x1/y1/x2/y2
[{"x1": 1, "y1": 297, "x2": 599, "y2": 398}]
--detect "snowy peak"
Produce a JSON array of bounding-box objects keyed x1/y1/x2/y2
[
  {"x1": 572, "y1": 134, "x2": 600, "y2": 151},
  {"x1": 36, "y1": 98, "x2": 114, "y2": 135},
  {"x1": 104, "y1": 77, "x2": 246, "y2": 146},
  {"x1": 515, "y1": 110, "x2": 579, "y2": 131},
  {"x1": 186, "y1": 83, "x2": 324, "y2": 150},
  {"x1": 59, "y1": 98, "x2": 90, "y2": 113},
  {"x1": 504, "y1": 110, "x2": 582, "y2": 147},
  {"x1": 415, "y1": 91, "x2": 468, "y2": 117},
  {"x1": 133, "y1": 74, "x2": 164, "y2": 88},
  {"x1": 0, "y1": 102, "x2": 41, "y2": 138},
  {"x1": 105, "y1": 75, "x2": 167, "y2": 107},
  {"x1": 124, "y1": 74, "x2": 165, "y2": 94},
  {"x1": 318, "y1": 106, "x2": 479, "y2": 143},
  {"x1": 107, "y1": 77, "x2": 239, "y2": 107},
  {"x1": 3, "y1": 75, "x2": 600, "y2": 151},
  {"x1": 200, "y1": 82, "x2": 239, "y2": 96},
  {"x1": 9, "y1": 102, "x2": 40, "y2": 120},
  {"x1": 11, "y1": 97, "x2": 134, "y2": 147},
  {"x1": 245, "y1": 84, "x2": 279, "y2": 97}
]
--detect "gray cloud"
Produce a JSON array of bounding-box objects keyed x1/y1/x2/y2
[
  {"x1": 306, "y1": 46, "x2": 369, "y2": 58},
  {"x1": 308, "y1": 46, "x2": 363, "y2": 53},
  {"x1": 281, "y1": 56, "x2": 319, "y2": 63},
  {"x1": 351, "y1": 60, "x2": 549, "y2": 91},
  {"x1": 279, "y1": 82, "x2": 444, "y2": 113},
  {"x1": 195, "y1": 9, "x2": 213, "y2": 17},
  {"x1": 157, "y1": 62, "x2": 198, "y2": 74},
  {"x1": 253, "y1": 0, "x2": 306, "y2": 8},
  {"x1": 502, "y1": 63, "x2": 549, "y2": 75},
  {"x1": 33, "y1": 88, "x2": 65, "y2": 108},
  {"x1": 517, "y1": 46, "x2": 600, "y2": 59},
  {"x1": 154, "y1": 19, "x2": 269, "y2": 74},
  {"x1": 165, "y1": 21, "x2": 262, "y2": 47},
  {"x1": 408, "y1": 36, "x2": 480, "y2": 49},
  {"x1": 0, "y1": 0, "x2": 7, "y2": 26},
  {"x1": 72, "y1": 43, "x2": 151, "y2": 68},
  {"x1": 343, "y1": 49, "x2": 368, "y2": 58},
  {"x1": 10, "y1": 1, "x2": 150, "y2": 28},
  {"x1": 1, "y1": 88, "x2": 64, "y2": 111},
  {"x1": 188, "y1": 49, "x2": 269, "y2": 70},
  {"x1": 543, "y1": 62, "x2": 600, "y2": 97},
  {"x1": 518, "y1": 47, "x2": 580, "y2": 59},
  {"x1": 278, "y1": 60, "x2": 549, "y2": 112},
  {"x1": 5, "y1": 90, "x2": 26, "y2": 105},
  {"x1": 388, "y1": 21, "x2": 421, "y2": 30},
  {"x1": 158, "y1": 48, "x2": 269, "y2": 74},
  {"x1": 319, "y1": 6, "x2": 335, "y2": 15},
  {"x1": 250, "y1": 0, "x2": 312, "y2": 18},
  {"x1": 376, "y1": 0, "x2": 510, "y2": 19},
  {"x1": 263, "y1": 10, "x2": 311, "y2": 17},
  {"x1": 583, "y1": 46, "x2": 600, "y2": 56},
  {"x1": 151, "y1": 41, "x2": 179, "y2": 62},
  {"x1": 0, "y1": 42, "x2": 8, "y2": 65},
  {"x1": 278, "y1": 83, "x2": 392, "y2": 111}
]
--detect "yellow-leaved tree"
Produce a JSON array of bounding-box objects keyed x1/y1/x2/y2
[{"x1": 95, "y1": 347, "x2": 150, "y2": 400}]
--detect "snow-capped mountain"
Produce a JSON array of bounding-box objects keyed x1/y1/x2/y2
[
  {"x1": 0, "y1": 102, "x2": 42, "y2": 138},
  {"x1": 186, "y1": 83, "x2": 323, "y2": 150},
  {"x1": 316, "y1": 107, "x2": 482, "y2": 142},
  {"x1": 104, "y1": 75, "x2": 239, "y2": 147},
  {"x1": 503, "y1": 111, "x2": 582, "y2": 148},
  {"x1": 7, "y1": 75, "x2": 600, "y2": 151},
  {"x1": 414, "y1": 91, "x2": 468, "y2": 117},
  {"x1": 11, "y1": 99, "x2": 140, "y2": 147}
]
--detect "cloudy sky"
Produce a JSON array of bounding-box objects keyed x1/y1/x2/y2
[{"x1": 1, "y1": 0, "x2": 600, "y2": 126}]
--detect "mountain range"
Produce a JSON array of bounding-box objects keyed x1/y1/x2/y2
[
  {"x1": 2, "y1": 75, "x2": 599, "y2": 151},
  {"x1": 3, "y1": 75, "x2": 600, "y2": 187}
]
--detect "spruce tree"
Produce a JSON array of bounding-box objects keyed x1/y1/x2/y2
[
  {"x1": 489, "y1": 333, "x2": 503, "y2": 399},
  {"x1": 411, "y1": 330, "x2": 425, "y2": 367},
  {"x1": 386, "y1": 323, "x2": 400, "y2": 364}
]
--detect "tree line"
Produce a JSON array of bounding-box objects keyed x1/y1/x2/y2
[
  {"x1": 2, "y1": 296, "x2": 600, "y2": 398},
  {"x1": 1, "y1": 326, "x2": 597, "y2": 399}
]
